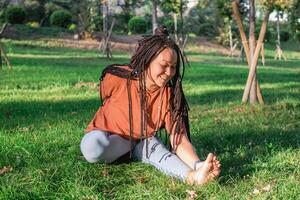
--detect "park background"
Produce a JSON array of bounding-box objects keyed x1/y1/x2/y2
[{"x1": 0, "y1": 0, "x2": 299, "y2": 199}]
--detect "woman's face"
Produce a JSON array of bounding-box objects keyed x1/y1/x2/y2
[{"x1": 146, "y1": 48, "x2": 177, "y2": 91}]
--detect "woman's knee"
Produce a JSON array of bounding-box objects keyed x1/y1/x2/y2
[{"x1": 80, "y1": 130, "x2": 110, "y2": 163}]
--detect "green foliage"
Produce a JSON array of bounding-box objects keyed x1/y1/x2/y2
[
  {"x1": 184, "y1": 3, "x2": 220, "y2": 37},
  {"x1": 88, "y1": 15, "x2": 102, "y2": 32},
  {"x1": 50, "y1": 10, "x2": 72, "y2": 28},
  {"x1": 160, "y1": 0, "x2": 186, "y2": 14},
  {"x1": 24, "y1": 0, "x2": 44, "y2": 23},
  {"x1": 258, "y1": 0, "x2": 293, "y2": 11},
  {"x1": 27, "y1": 21, "x2": 40, "y2": 28},
  {"x1": 68, "y1": 23, "x2": 77, "y2": 30},
  {"x1": 280, "y1": 31, "x2": 290, "y2": 42},
  {"x1": 113, "y1": 12, "x2": 133, "y2": 33},
  {"x1": 44, "y1": 2, "x2": 61, "y2": 17},
  {"x1": 216, "y1": 0, "x2": 248, "y2": 20},
  {"x1": 128, "y1": 16, "x2": 147, "y2": 34},
  {"x1": 159, "y1": 17, "x2": 175, "y2": 34},
  {"x1": 288, "y1": 0, "x2": 300, "y2": 41},
  {"x1": 0, "y1": 10, "x2": 5, "y2": 24},
  {"x1": 6, "y1": 24, "x2": 74, "y2": 39},
  {"x1": 5, "y1": 6, "x2": 26, "y2": 24}
]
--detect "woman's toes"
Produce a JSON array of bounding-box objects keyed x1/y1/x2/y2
[{"x1": 205, "y1": 153, "x2": 214, "y2": 163}]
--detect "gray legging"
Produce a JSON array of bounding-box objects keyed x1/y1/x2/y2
[{"x1": 80, "y1": 130, "x2": 191, "y2": 181}]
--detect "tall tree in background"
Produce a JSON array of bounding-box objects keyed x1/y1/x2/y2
[
  {"x1": 151, "y1": 0, "x2": 158, "y2": 34},
  {"x1": 272, "y1": 1, "x2": 293, "y2": 60},
  {"x1": 160, "y1": 0, "x2": 181, "y2": 40},
  {"x1": 288, "y1": 0, "x2": 300, "y2": 42}
]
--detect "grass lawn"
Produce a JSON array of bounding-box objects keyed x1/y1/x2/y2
[{"x1": 0, "y1": 39, "x2": 299, "y2": 199}]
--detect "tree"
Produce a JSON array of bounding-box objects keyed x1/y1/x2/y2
[
  {"x1": 232, "y1": 0, "x2": 293, "y2": 104},
  {"x1": 151, "y1": 0, "x2": 158, "y2": 34},
  {"x1": 288, "y1": 0, "x2": 300, "y2": 41},
  {"x1": 0, "y1": 23, "x2": 12, "y2": 70}
]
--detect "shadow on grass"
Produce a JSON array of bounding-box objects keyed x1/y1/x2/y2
[
  {"x1": 1, "y1": 96, "x2": 299, "y2": 184},
  {"x1": 185, "y1": 62, "x2": 300, "y2": 86},
  {"x1": 186, "y1": 86, "x2": 300, "y2": 106},
  {"x1": 10, "y1": 56, "x2": 129, "y2": 69},
  {"x1": 192, "y1": 128, "x2": 300, "y2": 183}
]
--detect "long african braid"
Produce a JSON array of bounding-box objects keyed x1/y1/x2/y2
[{"x1": 99, "y1": 25, "x2": 190, "y2": 155}]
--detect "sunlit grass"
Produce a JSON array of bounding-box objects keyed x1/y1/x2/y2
[{"x1": 0, "y1": 39, "x2": 299, "y2": 199}]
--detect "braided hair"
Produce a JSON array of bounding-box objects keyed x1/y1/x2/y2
[{"x1": 99, "y1": 25, "x2": 190, "y2": 153}]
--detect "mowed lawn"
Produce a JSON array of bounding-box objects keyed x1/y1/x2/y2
[{"x1": 0, "y1": 39, "x2": 299, "y2": 199}]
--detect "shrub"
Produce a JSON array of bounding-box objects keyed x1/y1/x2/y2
[
  {"x1": 113, "y1": 12, "x2": 132, "y2": 33},
  {"x1": 162, "y1": 19, "x2": 174, "y2": 34},
  {"x1": 88, "y1": 15, "x2": 102, "y2": 32},
  {"x1": 280, "y1": 31, "x2": 290, "y2": 42},
  {"x1": 68, "y1": 23, "x2": 77, "y2": 30},
  {"x1": 27, "y1": 21, "x2": 40, "y2": 28},
  {"x1": 50, "y1": 10, "x2": 72, "y2": 28},
  {"x1": 24, "y1": 0, "x2": 43, "y2": 22},
  {"x1": 0, "y1": 11, "x2": 5, "y2": 24},
  {"x1": 128, "y1": 16, "x2": 147, "y2": 34},
  {"x1": 5, "y1": 6, "x2": 26, "y2": 24}
]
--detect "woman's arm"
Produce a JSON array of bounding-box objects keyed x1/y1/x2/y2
[{"x1": 170, "y1": 132, "x2": 202, "y2": 169}]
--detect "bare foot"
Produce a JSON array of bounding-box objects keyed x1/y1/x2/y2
[{"x1": 186, "y1": 153, "x2": 221, "y2": 185}]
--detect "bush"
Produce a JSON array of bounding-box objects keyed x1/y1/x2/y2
[
  {"x1": 280, "y1": 31, "x2": 290, "y2": 42},
  {"x1": 162, "y1": 19, "x2": 174, "y2": 34},
  {"x1": 24, "y1": 0, "x2": 43, "y2": 23},
  {"x1": 5, "y1": 6, "x2": 26, "y2": 24},
  {"x1": 128, "y1": 16, "x2": 147, "y2": 34},
  {"x1": 68, "y1": 23, "x2": 77, "y2": 30},
  {"x1": 88, "y1": 15, "x2": 102, "y2": 32},
  {"x1": 0, "y1": 10, "x2": 5, "y2": 24},
  {"x1": 50, "y1": 10, "x2": 72, "y2": 28},
  {"x1": 113, "y1": 12, "x2": 132, "y2": 33},
  {"x1": 27, "y1": 21, "x2": 40, "y2": 28}
]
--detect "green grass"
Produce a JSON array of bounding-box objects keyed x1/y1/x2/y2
[{"x1": 0, "y1": 39, "x2": 299, "y2": 199}]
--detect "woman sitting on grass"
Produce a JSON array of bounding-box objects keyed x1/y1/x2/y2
[{"x1": 80, "y1": 25, "x2": 221, "y2": 185}]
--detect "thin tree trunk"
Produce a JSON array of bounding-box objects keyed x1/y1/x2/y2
[
  {"x1": 229, "y1": 24, "x2": 233, "y2": 57},
  {"x1": 242, "y1": 10, "x2": 270, "y2": 103},
  {"x1": 179, "y1": 0, "x2": 184, "y2": 42},
  {"x1": 261, "y1": 42, "x2": 265, "y2": 66},
  {"x1": 0, "y1": 43, "x2": 12, "y2": 69},
  {"x1": 173, "y1": 13, "x2": 178, "y2": 42},
  {"x1": 276, "y1": 11, "x2": 280, "y2": 47},
  {"x1": 0, "y1": 49, "x2": 2, "y2": 70},
  {"x1": 232, "y1": 0, "x2": 264, "y2": 104},
  {"x1": 249, "y1": 0, "x2": 257, "y2": 104},
  {"x1": 102, "y1": 1, "x2": 110, "y2": 58},
  {"x1": 151, "y1": 0, "x2": 158, "y2": 34}
]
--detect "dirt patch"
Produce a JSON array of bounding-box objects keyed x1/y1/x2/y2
[{"x1": 2, "y1": 24, "x2": 235, "y2": 55}]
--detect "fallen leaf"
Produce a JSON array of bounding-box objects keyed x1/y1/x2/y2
[
  {"x1": 102, "y1": 168, "x2": 109, "y2": 177},
  {"x1": 0, "y1": 166, "x2": 12, "y2": 175},
  {"x1": 252, "y1": 188, "x2": 260, "y2": 195},
  {"x1": 262, "y1": 184, "x2": 271, "y2": 192},
  {"x1": 186, "y1": 190, "x2": 198, "y2": 200}
]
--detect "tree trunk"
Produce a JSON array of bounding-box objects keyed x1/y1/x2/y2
[
  {"x1": 0, "y1": 49, "x2": 2, "y2": 70},
  {"x1": 242, "y1": 10, "x2": 270, "y2": 103},
  {"x1": 102, "y1": 1, "x2": 110, "y2": 58},
  {"x1": 151, "y1": 0, "x2": 158, "y2": 34},
  {"x1": 276, "y1": 11, "x2": 280, "y2": 47},
  {"x1": 179, "y1": 0, "x2": 184, "y2": 41},
  {"x1": 249, "y1": 0, "x2": 257, "y2": 104},
  {"x1": 173, "y1": 13, "x2": 178, "y2": 42},
  {"x1": 229, "y1": 24, "x2": 233, "y2": 57},
  {"x1": 103, "y1": 2, "x2": 108, "y2": 38}
]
